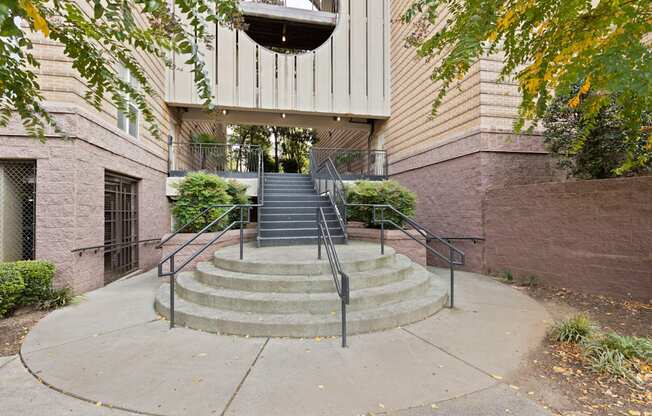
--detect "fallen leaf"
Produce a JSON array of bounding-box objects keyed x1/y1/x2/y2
[{"x1": 491, "y1": 374, "x2": 503, "y2": 380}]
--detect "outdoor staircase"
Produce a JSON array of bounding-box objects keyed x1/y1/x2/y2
[
  {"x1": 154, "y1": 242, "x2": 448, "y2": 337},
  {"x1": 258, "y1": 173, "x2": 345, "y2": 247}
]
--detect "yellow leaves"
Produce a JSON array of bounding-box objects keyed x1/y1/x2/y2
[
  {"x1": 496, "y1": 10, "x2": 516, "y2": 31},
  {"x1": 568, "y1": 77, "x2": 591, "y2": 109},
  {"x1": 487, "y1": 31, "x2": 498, "y2": 43},
  {"x1": 19, "y1": 0, "x2": 49, "y2": 37},
  {"x1": 646, "y1": 135, "x2": 652, "y2": 152},
  {"x1": 579, "y1": 77, "x2": 591, "y2": 95},
  {"x1": 568, "y1": 95, "x2": 581, "y2": 109}
]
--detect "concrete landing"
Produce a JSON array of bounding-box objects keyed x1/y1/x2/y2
[{"x1": 14, "y1": 267, "x2": 553, "y2": 416}]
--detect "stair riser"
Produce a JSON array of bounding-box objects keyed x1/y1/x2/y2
[
  {"x1": 260, "y1": 228, "x2": 342, "y2": 238},
  {"x1": 175, "y1": 275, "x2": 431, "y2": 314},
  {"x1": 214, "y1": 248, "x2": 393, "y2": 274},
  {"x1": 265, "y1": 179, "x2": 312, "y2": 185},
  {"x1": 264, "y1": 201, "x2": 332, "y2": 208},
  {"x1": 264, "y1": 194, "x2": 322, "y2": 201},
  {"x1": 261, "y1": 214, "x2": 337, "y2": 222},
  {"x1": 195, "y1": 264, "x2": 413, "y2": 293},
  {"x1": 154, "y1": 291, "x2": 447, "y2": 337},
  {"x1": 262, "y1": 207, "x2": 335, "y2": 214},
  {"x1": 262, "y1": 221, "x2": 340, "y2": 230},
  {"x1": 258, "y1": 236, "x2": 346, "y2": 247}
]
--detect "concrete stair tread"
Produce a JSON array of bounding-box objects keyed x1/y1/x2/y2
[
  {"x1": 195, "y1": 255, "x2": 414, "y2": 292},
  {"x1": 154, "y1": 283, "x2": 448, "y2": 337},
  {"x1": 176, "y1": 263, "x2": 428, "y2": 305}
]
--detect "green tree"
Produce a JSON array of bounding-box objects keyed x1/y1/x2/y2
[
  {"x1": 403, "y1": 0, "x2": 652, "y2": 174},
  {"x1": 1, "y1": 0, "x2": 239, "y2": 140},
  {"x1": 228, "y1": 124, "x2": 274, "y2": 171},
  {"x1": 543, "y1": 89, "x2": 652, "y2": 179},
  {"x1": 277, "y1": 127, "x2": 316, "y2": 173}
]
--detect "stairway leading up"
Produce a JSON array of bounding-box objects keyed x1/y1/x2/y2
[{"x1": 258, "y1": 173, "x2": 345, "y2": 247}]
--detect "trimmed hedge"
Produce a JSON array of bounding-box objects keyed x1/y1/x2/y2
[
  {"x1": 0, "y1": 260, "x2": 57, "y2": 318},
  {"x1": 346, "y1": 180, "x2": 416, "y2": 228},
  {"x1": 11, "y1": 260, "x2": 56, "y2": 304},
  {"x1": 0, "y1": 268, "x2": 25, "y2": 318},
  {"x1": 172, "y1": 172, "x2": 251, "y2": 233}
]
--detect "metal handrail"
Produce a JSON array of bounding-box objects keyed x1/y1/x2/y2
[
  {"x1": 346, "y1": 203, "x2": 466, "y2": 308},
  {"x1": 157, "y1": 204, "x2": 260, "y2": 328},
  {"x1": 71, "y1": 238, "x2": 161, "y2": 255},
  {"x1": 257, "y1": 149, "x2": 265, "y2": 245},
  {"x1": 312, "y1": 156, "x2": 348, "y2": 238},
  {"x1": 316, "y1": 207, "x2": 350, "y2": 348}
]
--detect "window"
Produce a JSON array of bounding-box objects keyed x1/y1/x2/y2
[{"x1": 117, "y1": 65, "x2": 140, "y2": 139}]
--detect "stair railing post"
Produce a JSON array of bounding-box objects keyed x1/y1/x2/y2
[
  {"x1": 380, "y1": 208, "x2": 385, "y2": 255},
  {"x1": 239, "y1": 206, "x2": 244, "y2": 260},
  {"x1": 169, "y1": 256, "x2": 175, "y2": 329},
  {"x1": 449, "y1": 246, "x2": 455, "y2": 309},
  {"x1": 341, "y1": 273, "x2": 349, "y2": 348},
  {"x1": 316, "y1": 208, "x2": 322, "y2": 260}
]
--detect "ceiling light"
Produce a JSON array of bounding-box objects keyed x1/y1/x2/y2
[
  {"x1": 281, "y1": 113, "x2": 286, "y2": 119},
  {"x1": 221, "y1": 109, "x2": 228, "y2": 115}
]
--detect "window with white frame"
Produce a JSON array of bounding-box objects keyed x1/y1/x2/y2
[{"x1": 117, "y1": 65, "x2": 139, "y2": 139}]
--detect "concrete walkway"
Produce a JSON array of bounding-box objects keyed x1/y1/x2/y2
[{"x1": 2, "y1": 267, "x2": 555, "y2": 416}]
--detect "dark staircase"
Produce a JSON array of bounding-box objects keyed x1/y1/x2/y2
[{"x1": 259, "y1": 173, "x2": 346, "y2": 247}]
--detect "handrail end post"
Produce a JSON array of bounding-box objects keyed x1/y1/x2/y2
[
  {"x1": 380, "y1": 208, "x2": 385, "y2": 255},
  {"x1": 239, "y1": 207, "x2": 244, "y2": 261},
  {"x1": 169, "y1": 256, "x2": 176, "y2": 329},
  {"x1": 449, "y1": 247, "x2": 455, "y2": 309}
]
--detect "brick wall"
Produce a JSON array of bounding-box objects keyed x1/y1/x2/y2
[
  {"x1": 0, "y1": 107, "x2": 171, "y2": 293},
  {"x1": 484, "y1": 176, "x2": 652, "y2": 301}
]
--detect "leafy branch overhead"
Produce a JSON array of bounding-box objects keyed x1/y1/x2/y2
[
  {"x1": 403, "y1": 0, "x2": 652, "y2": 174},
  {"x1": 0, "y1": 0, "x2": 240, "y2": 140}
]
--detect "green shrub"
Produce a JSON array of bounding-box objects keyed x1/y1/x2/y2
[
  {"x1": 551, "y1": 314, "x2": 595, "y2": 343},
  {"x1": 0, "y1": 268, "x2": 25, "y2": 318},
  {"x1": 6, "y1": 260, "x2": 56, "y2": 304},
  {"x1": 173, "y1": 172, "x2": 251, "y2": 232},
  {"x1": 226, "y1": 180, "x2": 250, "y2": 224},
  {"x1": 346, "y1": 180, "x2": 416, "y2": 228},
  {"x1": 582, "y1": 333, "x2": 652, "y2": 384}
]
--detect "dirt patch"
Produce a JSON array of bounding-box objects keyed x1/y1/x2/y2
[
  {"x1": 0, "y1": 308, "x2": 48, "y2": 357},
  {"x1": 504, "y1": 281, "x2": 652, "y2": 416}
]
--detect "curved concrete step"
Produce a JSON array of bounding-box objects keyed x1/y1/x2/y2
[
  {"x1": 154, "y1": 282, "x2": 448, "y2": 337},
  {"x1": 174, "y1": 266, "x2": 431, "y2": 314},
  {"x1": 195, "y1": 255, "x2": 414, "y2": 293},
  {"x1": 258, "y1": 235, "x2": 346, "y2": 247},
  {"x1": 215, "y1": 242, "x2": 395, "y2": 275}
]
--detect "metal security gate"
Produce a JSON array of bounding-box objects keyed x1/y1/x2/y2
[
  {"x1": 104, "y1": 172, "x2": 139, "y2": 284},
  {"x1": 0, "y1": 160, "x2": 36, "y2": 261}
]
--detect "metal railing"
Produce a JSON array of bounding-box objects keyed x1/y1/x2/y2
[
  {"x1": 346, "y1": 204, "x2": 465, "y2": 308},
  {"x1": 316, "y1": 207, "x2": 350, "y2": 347},
  {"x1": 256, "y1": 148, "x2": 265, "y2": 244},
  {"x1": 311, "y1": 148, "x2": 388, "y2": 178},
  {"x1": 311, "y1": 154, "x2": 348, "y2": 238},
  {"x1": 243, "y1": 0, "x2": 338, "y2": 12},
  {"x1": 168, "y1": 141, "x2": 261, "y2": 176},
  {"x1": 157, "y1": 204, "x2": 260, "y2": 328}
]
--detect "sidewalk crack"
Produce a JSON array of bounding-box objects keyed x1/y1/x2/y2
[{"x1": 220, "y1": 337, "x2": 270, "y2": 416}]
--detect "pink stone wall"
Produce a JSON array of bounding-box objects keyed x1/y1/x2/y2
[
  {"x1": 484, "y1": 176, "x2": 652, "y2": 301},
  {"x1": 159, "y1": 229, "x2": 257, "y2": 273},
  {"x1": 348, "y1": 222, "x2": 427, "y2": 265},
  {"x1": 0, "y1": 109, "x2": 170, "y2": 293}
]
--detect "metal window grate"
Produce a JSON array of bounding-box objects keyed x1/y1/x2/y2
[
  {"x1": 0, "y1": 160, "x2": 36, "y2": 262},
  {"x1": 104, "y1": 172, "x2": 139, "y2": 284}
]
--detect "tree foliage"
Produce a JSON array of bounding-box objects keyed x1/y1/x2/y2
[
  {"x1": 543, "y1": 88, "x2": 652, "y2": 179},
  {"x1": 0, "y1": 0, "x2": 239, "y2": 140},
  {"x1": 403, "y1": 0, "x2": 652, "y2": 174}
]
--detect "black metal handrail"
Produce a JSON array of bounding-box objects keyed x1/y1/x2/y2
[
  {"x1": 346, "y1": 203, "x2": 465, "y2": 308},
  {"x1": 312, "y1": 147, "x2": 388, "y2": 178},
  {"x1": 71, "y1": 238, "x2": 161, "y2": 255},
  {"x1": 168, "y1": 142, "x2": 261, "y2": 176},
  {"x1": 316, "y1": 207, "x2": 350, "y2": 348},
  {"x1": 312, "y1": 155, "x2": 348, "y2": 239},
  {"x1": 257, "y1": 148, "x2": 265, "y2": 244},
  {"x1": 157, "y1": 204, "x2": 260, "y2": 328}
]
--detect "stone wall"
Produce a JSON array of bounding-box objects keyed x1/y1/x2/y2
[
  {"x1": 0, "y1": 107, "x2": 170, "y2": 293},
  {"x1": 347, "y1": 222, "x2": 426, "y2": 266},
  {"x1": 484, "y1": 176, "x2": 652, "y2": 301}
]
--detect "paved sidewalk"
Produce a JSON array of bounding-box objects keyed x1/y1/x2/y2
[{"x1": 1, "y1": 268, "x2": 555, "y2": 416}]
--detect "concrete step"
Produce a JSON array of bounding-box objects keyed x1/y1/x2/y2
[
  {"x1": 215, "y1": 242, "x2": 391, "y2": 275},
  {"x1": 260, "y1": 227, "x2": 342, "y2": 238},
  {"x1": 261, "y1": 213, "x2": 337, "y2": 222},
  {"x1": 265, "y1": 173, "x2": 309, "y2": 177},
  {"x1": 194, "y1": 255, "x2": 414, "y2": 293},
  {"x1": 174, "y1": 265, "x2": 431, "y2": 314},
  {"x1": 261, "y1": 220, "x2": 340, "y2": 230},
  {"x1": 257, "y1": 235, "x2": 346, "y2": 247},
  {"x1": 264, "y1": 189, "x2": 324, "y2": 199},
  {"x1": 265, "y1": 177, "x2": 312, "y2": 183},
  {"x1": 264, "y1": 200, "x2": 332, "y2": 208},
  {"x1": 261, "y1": 207, "x2": 336, "y2": 214},
  {"x1": 265, "y1": 184, "x2": 314, "y2": 189},
  {"x1": 155, "y1": 282, "x2": 447, "y2": 337}
]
